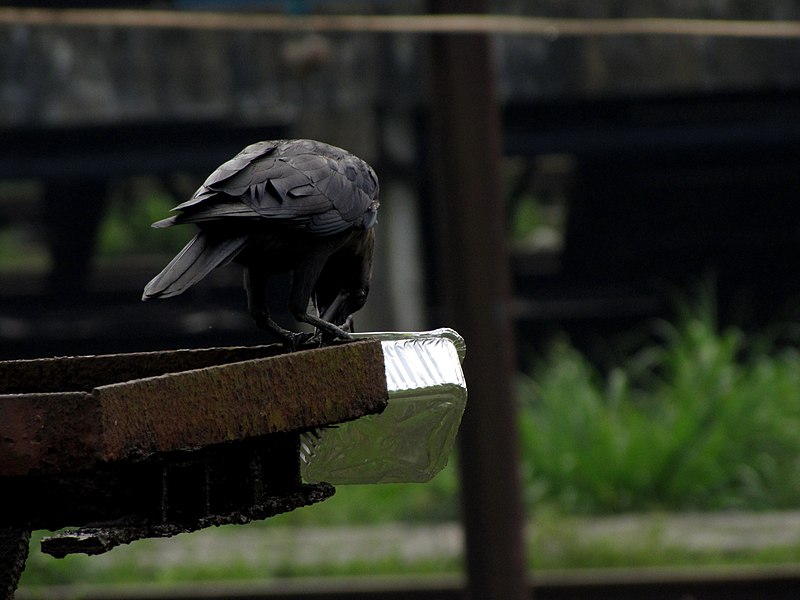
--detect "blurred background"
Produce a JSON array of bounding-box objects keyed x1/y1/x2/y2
[{"x1": 5, "y1": 0, "x2": 800, "y2": 598}]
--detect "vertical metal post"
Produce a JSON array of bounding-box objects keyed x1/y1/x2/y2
[{"x1": 427, "y1": 2, "x2": 529, "y2": 599}]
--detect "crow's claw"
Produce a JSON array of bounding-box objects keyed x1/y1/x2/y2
[{"x1": 280, "y1": 331, "x2": 317, "y2": 351}]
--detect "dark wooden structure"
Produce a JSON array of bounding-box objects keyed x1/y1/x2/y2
[{"x1": 504, "y1": 88, "x2": 800, "y2": 350}]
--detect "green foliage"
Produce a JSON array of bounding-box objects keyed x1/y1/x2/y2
[
  {"x1": 97, "y1": 179, "x2": 189, "y2": 257},
  {"x1": 0, "y1": 226, "x2": 49, "y2": 271},
  {"x1": 269, "y1": 461, "x2": 460, "y2": 526},
  {"x1": 511, "y1": 194, "x2": 545, "y2": 240},
  {"x1": 519, "y1": 302, "x2": 800, "y2": 514}
]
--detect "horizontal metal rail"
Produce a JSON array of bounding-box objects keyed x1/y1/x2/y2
[{"x1": 2, "y1": 8, "x2": 800, "y2": 39}]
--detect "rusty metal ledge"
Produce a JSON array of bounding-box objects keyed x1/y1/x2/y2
[{"x1": 0, "y1": 340, "x2": 388, "y2": 477}]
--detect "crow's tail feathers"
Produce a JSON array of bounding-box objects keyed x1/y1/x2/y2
[{"x1": 142, "y1": 232, "x2": 249, "y2": 300}]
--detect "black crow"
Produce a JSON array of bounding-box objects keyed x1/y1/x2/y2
[{"x1": 142, "y1": 139, "x2": 379, "y2": 347}]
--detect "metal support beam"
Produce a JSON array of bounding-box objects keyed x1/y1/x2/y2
[
  {"x1": 427, "y1": 2, "x2": 528, "y2": 599},
  {"x1": 1, "y1": 340, "x2": 389, "y2": 598},
  {"x1": 0, "y1": 528, "x2": 29, "y2": 600},
  {"x1": 0, "y1": 341, "x2": 386, "y2": 476}
]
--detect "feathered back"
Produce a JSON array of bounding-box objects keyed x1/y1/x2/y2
[{"x1": 155, "y1": 140, "x2": 380, "y2": 235}]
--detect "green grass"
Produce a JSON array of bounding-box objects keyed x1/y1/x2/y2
[
  {"x1": 528, "y1": 514, "x2": 800, "y2": 570},
  {"x1": 518, "y1": 300, "x2": 800, "y2": 514},
  {"x1": 269, "y1": 464, "x2": 460, "y2": 527}
]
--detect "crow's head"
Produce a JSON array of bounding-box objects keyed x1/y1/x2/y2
[{"x1": 315, "y1": 229, "x2": 375, "y2": 329}]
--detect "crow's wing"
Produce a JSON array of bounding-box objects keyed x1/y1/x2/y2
[{"x1": 159, "y1": 140, "x2": 379, "y2": 235}]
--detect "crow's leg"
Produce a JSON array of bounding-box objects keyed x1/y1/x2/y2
[
  {"x1": 244, "y1": 266, "x2": 311, "y2": 349},
  {"x1": 319, "y1": 292, "x2": 355, "y2": 333},
  {"x1": 319, "y1": 291, "x2": 349, "y2": 323},
  {"x1": 289, "y1": 259, "x2": 352, "y2": 342},
  {"x1": 297, "y1": 311, "x2": 352, "y2": 341}
]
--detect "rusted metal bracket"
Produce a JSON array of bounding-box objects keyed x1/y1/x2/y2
[
  {"x1": 0, "y1": 340, "x2": 388, "y2": 597},
  {"x1": 1, "y1": 340, "x2": 387, "y2": 475}
]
